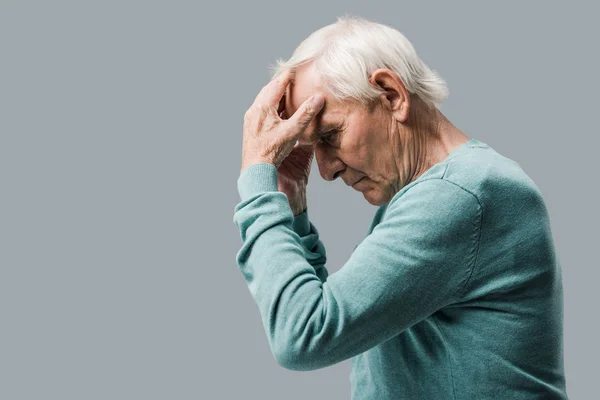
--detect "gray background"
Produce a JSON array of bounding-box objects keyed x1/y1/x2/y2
[{"x1": 1, "y1": 1, "x2": 597, "y2": 399}]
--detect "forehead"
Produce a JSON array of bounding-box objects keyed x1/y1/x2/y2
[
  {"x1": 284, "y1": 63, "x2": 346, "y2": 141},
  {"x1": 285, "y1": 63, "x2": 322, "y2": 115}
]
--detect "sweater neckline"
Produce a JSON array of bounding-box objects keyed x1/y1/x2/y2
[
  {"x1": 442, "y1": 137, "x2": 487, "y2": 161},
  {"x1": 382, "y1": 138, "x2": 488, "y2": 209},
  {"x1": 411, "y1": 138, "x2": 486, "y2": 183}
]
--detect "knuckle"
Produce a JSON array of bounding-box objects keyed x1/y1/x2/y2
[{"x1": 304, "y1": 104, "x2": 315, "y2": 117}]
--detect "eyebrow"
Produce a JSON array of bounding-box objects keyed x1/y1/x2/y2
[
  {"x1": 314, "y1": 126, "x2": 330, "y2": 136},
  {"x1": 312, "y1": 111, "x2": 333, "y2": 135}
]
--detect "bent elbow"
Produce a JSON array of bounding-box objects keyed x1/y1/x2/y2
[{"x1": 271, "y1": 341, "x2": 325, "y2": 371}]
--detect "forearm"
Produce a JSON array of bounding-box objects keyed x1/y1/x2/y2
[
  {"x1": 234, "y1": 189, "x2": 364, "y2": 370},
  {"x1": 292, "y1": 210, "x2": 329, "y2": 283},
  {"x1": 233, "y1": 164, "x2": 399, "y2": 370},
  {"x1": 279, "y1": 174, "x2": 328, "y2": 282},
  {"x1": 289, "y1": 192, "x2": 307, "y2": 217}
]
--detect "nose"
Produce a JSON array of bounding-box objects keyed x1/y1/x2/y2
[{"x1": 315, "y1": 146, "x2": 345, "y2": 181}]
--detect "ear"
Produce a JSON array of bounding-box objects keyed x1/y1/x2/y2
[{"x1": 369, "y1": 68, "x2": 411, "y2": 122}]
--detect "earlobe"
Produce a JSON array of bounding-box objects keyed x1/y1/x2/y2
[{"x1": 396, "y1": 93, "x2": 410, "y2": 123}]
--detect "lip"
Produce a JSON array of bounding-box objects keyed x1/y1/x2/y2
[{"x1": 352, "y1": 177, "x2": 365, "y2": 188}]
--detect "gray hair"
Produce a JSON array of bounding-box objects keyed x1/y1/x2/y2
[{"x1": 270, "y1": 15, "x2": 449, "y2": 110}]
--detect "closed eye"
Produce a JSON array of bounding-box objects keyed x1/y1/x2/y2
[{"x1": 317, "y1": 130, "x2": 338, "y2": 145}]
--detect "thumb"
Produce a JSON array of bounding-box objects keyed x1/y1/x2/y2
[{"x1": 287, "y1": 93, "x2": 325, "y2": 134}]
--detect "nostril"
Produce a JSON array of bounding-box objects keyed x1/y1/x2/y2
[{"x1": 333, "y1": 170, "x2": 342, "y2": 180}]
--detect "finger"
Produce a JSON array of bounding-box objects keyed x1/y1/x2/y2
[
  {"x1": 254, "y1": 69, "x2": 293, "y2": 108},
  {"x1": 287, "y1": 93, "x2": 325, "y2": 135}
]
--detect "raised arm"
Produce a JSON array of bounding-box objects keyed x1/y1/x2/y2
[{"x1": 233, "y1": 163, "x2": 482, "y2": 371}]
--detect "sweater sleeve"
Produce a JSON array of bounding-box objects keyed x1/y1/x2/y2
[
  {"x1": 292, "y1": 210, "x2": 329, "y2": 283},
  {"x1": 233, "y1": 163, "x2": 482, "y2": 371}
]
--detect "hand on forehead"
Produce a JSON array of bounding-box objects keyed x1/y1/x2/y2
[
  {"x1": 282, "y1": 63, "x2": 324, "y2": 116},
  {"x1": 282, "y1": 65, "x2": 328, "y2": 141}
]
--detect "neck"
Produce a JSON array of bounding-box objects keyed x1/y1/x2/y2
[{"x1": 396, "y1": 96, "x2": 470, "y2": 188}]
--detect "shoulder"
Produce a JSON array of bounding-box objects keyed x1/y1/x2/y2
[
  {"x1": 441, "y1": 146, "x2": 546, "y2": 216},
  {"x1": 376, "y1": 176, "x2": 483, "y2": 297},
  {"x1": 383, "y1": 141, "x2": 545, "y2": 226},
  {"x1": 383, "y1": 176, "x2": 483, "y2": 231}
]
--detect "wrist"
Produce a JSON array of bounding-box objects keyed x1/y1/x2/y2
[
  {"x1": 240, "y1": 158, "x2": 275, "y2": 175},
  {"x1": 291, "y1": 205, "x2": 307, "y2": 217},
  {"x1": 289, "y1": 189, "x2": 307, "y2": 216}
]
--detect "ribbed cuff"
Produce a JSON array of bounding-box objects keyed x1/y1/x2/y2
[
  {"x1": 292, "y1": 209, "x2": 311, "y2": 236},
  {"x1": 237, "y1": 163, "x2": 279, "y2": 201}
]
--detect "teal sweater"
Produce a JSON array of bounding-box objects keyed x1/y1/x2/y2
[{"x1": 233, "y1": 138, "x2": 568, "y2": 399}]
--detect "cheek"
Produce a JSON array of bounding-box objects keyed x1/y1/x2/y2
[
  {"x1": 343, "y1": 111, "x2": 382, "y2": 168},
  {"x1": 353, "y1": 129, "x2": 378, "y2": 164},
  {"x1": 352, "y1": 134, "x2": 389, "y2": 177}
]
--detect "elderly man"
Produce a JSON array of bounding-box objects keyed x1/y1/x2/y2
[{"x1": 233, "y1": 16, "x2": 568, "y2": 400}]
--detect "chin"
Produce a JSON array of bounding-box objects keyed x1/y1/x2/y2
[{"x1": 362, "y1": 189, "x2": 387, "y2": 206}]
